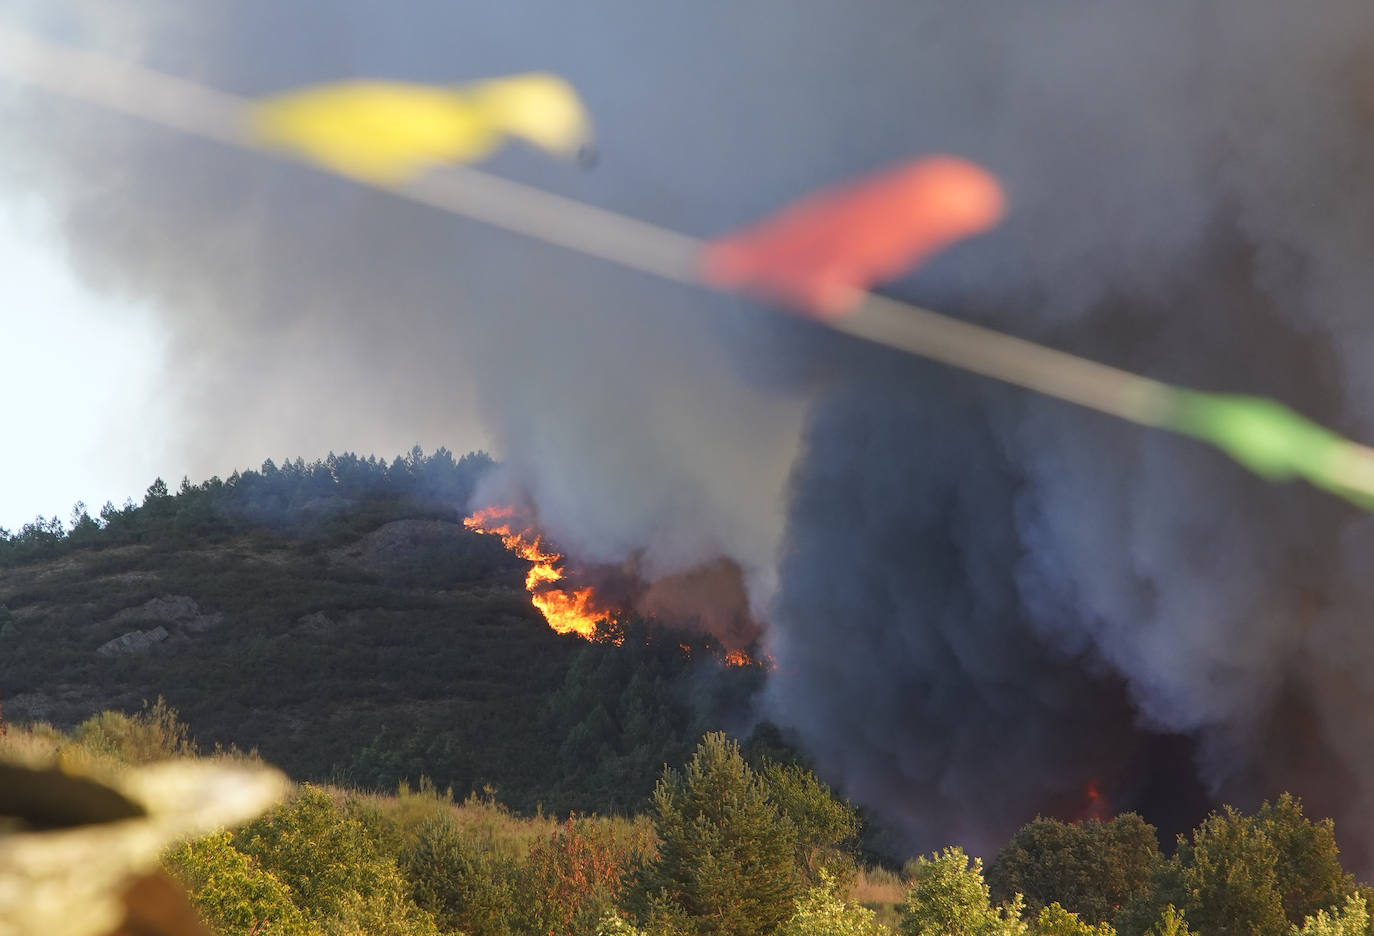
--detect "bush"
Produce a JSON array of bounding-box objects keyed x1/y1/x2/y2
[
  {"x1": 1034, "y1": 902, "x2": 1116, "y2": 936},
  {"x1": 400, "y1": 813, "x2": 517, "y2": 936},
  {"x1": 899, "y1": 846, "x2": 1027, "y2": 936},
  {"x1": 236, "y1": 784, "x2": 439, "y2": 936},
  {"x1": 519, "y1": 817, "x2": 626, "y2": 936},
  {"x1": 1293, "y1": 893, "x2": 1369, "y2": 936},
  {"x1": 777, "y1": 870, "x2": 883, "y2": 936},
  {"x1": 1144, "y1": 906, "x2": 1192, "y2": 936},
  {"x1": 164, "y1": 831, "x2": 310, "y2": 936},
  {"x1": 72, "y1": 697, "x2": 197, "y2": 764}
]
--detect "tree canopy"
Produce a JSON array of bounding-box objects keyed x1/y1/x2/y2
[
  {"x1": 989, "y1": 814, "x2": 1160, "y2": 925},
  {"x1": 630, "y1": 732, "x2": 802, "y2": 936}
]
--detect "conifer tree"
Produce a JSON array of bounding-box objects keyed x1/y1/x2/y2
[{"x1": 632, "y1": 732, "x2": 799, "y2": 936}]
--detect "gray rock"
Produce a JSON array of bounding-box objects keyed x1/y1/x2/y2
[
  {"x1": 95, "y1": 626, "x2": 169, "y2": 658},
  {"x1": 296, "y1": 611, "x2": 333, "y2": 635},
  {"x1": 107, "y1": 595, "x2": 221, "y2": 634},
  {"x1": 329, "y1": 517, "x2": 465, "y2": 574}
]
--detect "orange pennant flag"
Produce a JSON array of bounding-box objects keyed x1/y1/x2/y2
[{"x1": 700, "y1": 156, "x2": 1005, "y2": 318}]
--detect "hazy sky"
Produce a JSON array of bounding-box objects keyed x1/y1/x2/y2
[{"x1": 0, "y1": 199, "x2": 173, "y2": 530}]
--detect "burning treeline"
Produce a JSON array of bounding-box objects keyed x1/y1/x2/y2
[
  {"x1": 463, "y1": 504, "x2": 610, "y2": 639},
  {"x1": 464, "y1": 504, "x2": 768, "y2": 667}
]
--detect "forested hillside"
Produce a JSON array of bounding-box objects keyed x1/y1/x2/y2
[{"x1": 0, "y1": 448, "x2": 763, "y2": 816}]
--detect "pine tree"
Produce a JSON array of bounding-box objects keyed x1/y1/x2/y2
[{"x1": 631, "y1": 732, "x2": 800, "y2": 936}]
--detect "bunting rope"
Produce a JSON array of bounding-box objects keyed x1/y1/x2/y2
[{"x1": 4, "y1": 23, "x2": 1373, "y2": 506}]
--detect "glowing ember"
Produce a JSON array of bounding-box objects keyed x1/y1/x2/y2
[
  {"x1": 463, "y1": 505, "x2": 608, "y2": 640},
  {"x1": 722, "y1": 648, "x2": 766, "y2": 668},
  {"x1": 1081, "y1": 780, "x2": 1111, "y2": 822}
]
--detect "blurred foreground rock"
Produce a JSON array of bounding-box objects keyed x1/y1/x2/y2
[{"x1": 0, "y1": 757, "x2": 286, "y2": 936}]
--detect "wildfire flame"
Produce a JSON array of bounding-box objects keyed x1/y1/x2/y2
[
  {"x1": 465, "y1": 505, "x2": 775, "y2": 667},
  {"x1": 1081, "y1": 779, "x2": 1111, "y2": 822},
  {"x1": 463, "y1": 505, "x2": 608, "y2": 640},
  {"x1": 722, "y1": 648, "x2": 774, "y2": 669},
  {"x1": 678, "y1": 643, "x2": 772, "y2": 669}
]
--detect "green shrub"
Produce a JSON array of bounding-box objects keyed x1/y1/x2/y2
[
  {"x1": 1034, "y1": 902, "x2": 1116, "y2": 936},
  {"x1": 1293, "y1": 893, "x2": 1369, "y2": 936},
  {"x1": 164, "y1": 831, "x2": 310, "y2": 936},
  {"x1": 72, "y1": 697, "x2": 197, "y2": 764},
  {"x1": 236, "y1": 784, "x2": 438, "y2": 936},
  {"x1": 899, "y1": 846, "x2": 1027, "y2": 936},
  {"x1": 777, "y1": 870, "x2": 884, "y2": 936},
  {"x1": 400, "y1": 813, "x2": 518, "y2": 936}
]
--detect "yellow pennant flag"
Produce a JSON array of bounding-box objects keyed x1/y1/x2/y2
[{"x1": 250, "y1": 73, "x2": 594, "y2": 183}]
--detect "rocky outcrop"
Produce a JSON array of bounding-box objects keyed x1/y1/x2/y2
[
  {"x1": 96, "y1": 626, "x2": 170, "y2": 657},
  {"x1": 107, "y1": 595, "x2": 222, "y2": 634},
  {"x1": 329, "y1": 517, "x2": 467, "y2": 574},
  {"x1": 94, "y1": 595, "x2": 222, "y2": 658}
]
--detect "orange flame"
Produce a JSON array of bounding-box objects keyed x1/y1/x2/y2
[
  {"x1": 1081, "y1": 779, "x2": 1111, "y2": 822},
  {"x1": 463, "y1": 505, "x2": 608, "y2": 640},
  {"x1": 722, "y1": 648, "x2": 751, "y2": 667},
  {"x1": 464, "y1": 507, "x2": 773, "y2": 662},
  {"x1": 680, "y1": 643, "x2": 773, "y2": 669},
  {"x1": 721, "y1": 648, "x2": 776, "y2": 669},
  {"x1": 700, "y1": 155, "x2": 1005, "y2": 319}
]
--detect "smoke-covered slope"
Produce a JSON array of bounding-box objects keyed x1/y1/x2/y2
[{"x1": 0, "y1": 453, "x2": 762, "y2": 816}]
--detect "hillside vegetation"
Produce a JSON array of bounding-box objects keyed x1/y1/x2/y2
[
  {"x1": 0, "y1": 448, "x2": 762, "y2": 816},
  {"x1": 2, "y1": 710, "x2": 1371, "y2": 936}
]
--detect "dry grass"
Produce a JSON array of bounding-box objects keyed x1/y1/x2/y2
[
  {"x1": 852, "y1": 864, "x2": 906, "y2": 931},
  {"x1": 0, "y1": 720, "x2": 70, "y2": 765},
  {"x1": 851, "y1": 863, "x2": 906, "y2": 904},
  {"x1": 1, "y1": 701, "x2": 261, "y2": 775},
  {"x1": 339, "y1": 778, "x2": 659, "y2": 866}
]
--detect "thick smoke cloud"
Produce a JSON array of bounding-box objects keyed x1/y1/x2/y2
[
  {"x1": 759, "y1": 0, "x2": 1374, "y2": 865},
  {"x1": 9, "y1": 0, "x2": 1374, "y2": 865}
]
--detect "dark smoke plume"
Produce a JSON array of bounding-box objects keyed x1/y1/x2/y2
[
  {"x1": 9, "y1": 0, "x2": 1374, "y2": 866},
  {"x1": 760, "y1": 1, "x2": 1374, "y2": 863}
]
